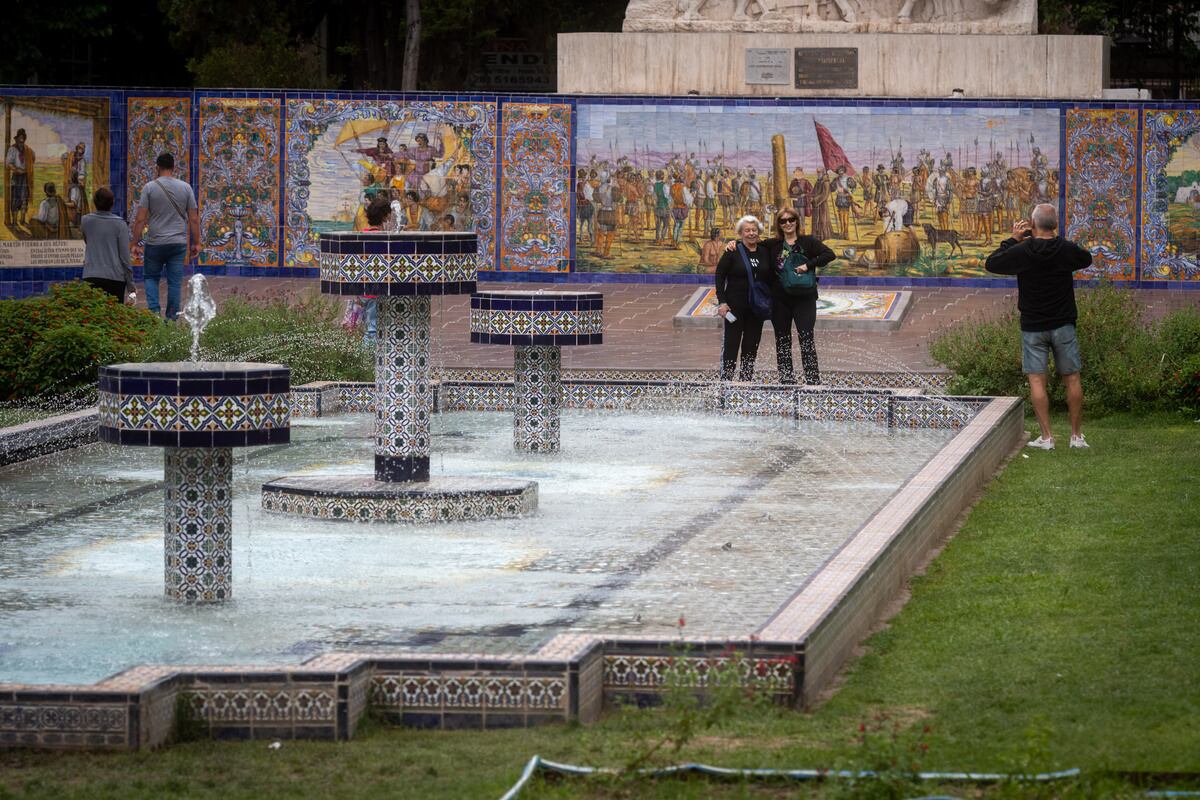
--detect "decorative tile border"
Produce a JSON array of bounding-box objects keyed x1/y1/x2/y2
[
  {"x1": 499, "y1": 102, "x2": 573, "y2": 272},
  {"x1": 1065, "y1": 109, "x2": 1139, "y2": 280},
  {"x1": 469, "y1": 290, "x2": 604, "y2": 345},
  {"x1": 1141, "y1": 109, "x2": 1200, "y2": 281},
  {"x1": 261, "y1": 475, "x2": 538, "y2": 523}
]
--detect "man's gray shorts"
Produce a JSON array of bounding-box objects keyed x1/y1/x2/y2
[{"x1": 1022, "y1": 323, "x2": 1081, "y2": 375}]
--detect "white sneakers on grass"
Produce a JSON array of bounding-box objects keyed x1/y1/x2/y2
[{"x1": 1026, "y1": 434, "x2": 1090, "y2": 450}]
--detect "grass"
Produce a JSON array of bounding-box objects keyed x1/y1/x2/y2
[{"x1": 1, "y1": 412, "x2": 1198, "y2": 798}]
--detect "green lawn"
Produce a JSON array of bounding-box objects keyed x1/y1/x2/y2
[{"x1": 1, "y1": 412, "x2": 1198, "y2": 799}]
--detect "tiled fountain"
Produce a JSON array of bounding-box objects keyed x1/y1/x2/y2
[
  {"x1": 96, "y1": 275, "x2": 290, "y2": 602},
  {"x1": 260, "y1": 231, "x2": 537, "y2": 521},
  {"x1": 469, "y1": 290, "x2": 603, "y2": 452}
]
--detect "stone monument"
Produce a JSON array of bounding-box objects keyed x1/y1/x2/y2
[{"x1": 559, "y1": 0, "x2": 1107, "y2": 98}]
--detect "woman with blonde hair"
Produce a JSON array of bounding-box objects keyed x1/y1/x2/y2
[{"x1": 714, "y1": 215, "x2": 772, "y2": 381}]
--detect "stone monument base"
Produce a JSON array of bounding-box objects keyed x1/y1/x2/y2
[
  {"x1": 557, "y1": 32, "x2": 1108, "y2": 98},
  {"x1": 261, "y1": 476, "x2": 538, "y2": 523}
]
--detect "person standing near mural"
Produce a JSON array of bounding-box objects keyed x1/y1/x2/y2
[
  {"x1": 5, "y1": 129, "x2": 34, "y2": 228},
  {"x1": 81, "y1": 187, "x2": 134, "y2": 303},
  {"x1": 985, "y1": 204, "x2": 1093, "y2": 450},
  {"x1": 768, "y1": 208, "x2": 835, "y2": 384},
  {"x1": 714, "y1": 215, "x2": 771, "y2": 382},
  {"x1": 130, "y1": 152, "x2": 200, "y2": 321}
]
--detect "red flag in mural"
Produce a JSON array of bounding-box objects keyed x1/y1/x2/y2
[{"x1": 813, "y1": 121, "x2": 855, "y2": 176}]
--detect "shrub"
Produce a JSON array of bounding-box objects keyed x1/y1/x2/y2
[
  {"x1": 928, "y1": 309, "x2": 1027, "y2": 399},
  {"x1": 930, "y1": 282, "x2": 1196, "y2": 417},
  {"x1": 186, "y1": 292, "x2": 372, "y2": 385},
  {"x1": 1071, "y1": 283, "x2": 1162, "y2": 416},
  {"x1": 1156, "y1": 305, "x2": 1200, "y2": 367},
  {"x1": 0, "y1": 281, "x2": 160, "y2": 402},
  {"x1": 1167, "y1": 353, "x2": 1200, "y2": 412}
]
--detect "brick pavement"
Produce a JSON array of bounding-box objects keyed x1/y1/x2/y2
[{"x1": 202, "y1": 277, "x2": 1197, "y2": 374}]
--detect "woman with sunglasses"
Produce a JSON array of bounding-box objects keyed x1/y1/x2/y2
[{"x1": 765, "y1": 208, "x2": 836, "y2": 384}]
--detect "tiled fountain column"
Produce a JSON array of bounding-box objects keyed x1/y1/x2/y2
[
  {"x1": 97, "y1": 362, "x2": 291, "y2": 602},
  {"x1": 470, "y1": 291, "x2": 604, "y2": 452},
  {"x1": 261, "y1": 232, "x2": 538, "y2": 522},
  {"x1": 375, "y1": 297, "x2": 432, "y2": 481},
  {"x1": 164, "y1": 448, "x2": 232, "y2": 601}
]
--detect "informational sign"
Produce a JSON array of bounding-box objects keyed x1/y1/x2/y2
[
  {"x1": 745, "y1": 48, "x2": 791, "y2": 85},
  {"x1": 479, "y1": 39, "x2": 554, "y2": 91},
  {"x1": 0, "y1": 240, "x2": 85, "y2": 268},
  {"x1": 794, "y1": 48, "x2": 859, "y2": 90}
]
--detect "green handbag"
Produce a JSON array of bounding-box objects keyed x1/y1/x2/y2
[{"x1": 779, "y1": 242, "x2": 816, "y2": 294}]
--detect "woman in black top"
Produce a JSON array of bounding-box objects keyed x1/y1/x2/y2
[
  {"x1": 715, "y1": 215, "x2": 772, "y2": 381},
  {"x1": 764, "y1": 208, "x2": 836, "y2": 384}
]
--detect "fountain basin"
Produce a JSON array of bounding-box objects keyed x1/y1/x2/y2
[
  {"x1": 0, "y1": 380, "x2": 1023, "y2": 748},
  {"x1": 97, "y1": 362, "x2": 290, "y2": 447},
  {"x1": 262, "y1": 475, "x2": 537, "y2": 522}
]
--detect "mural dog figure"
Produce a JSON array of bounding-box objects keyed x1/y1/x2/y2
[{"x1": 922, "y1": 223, "x2": 964, "y2": 256}]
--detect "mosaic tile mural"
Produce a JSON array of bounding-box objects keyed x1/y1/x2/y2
[
  {"x1": 499, "y1": 102, "x2": 572, "y2": 271},
  {"x1": 1, "y1": 96, "x2": 110, "y2": 264},
  {"x1": 3, "y1": 86, "x2": 1200, "y2": 295},
  {"x1": 283, "y1": 99, "x2": 496, "y2": 268},
  {"x1": 126, "y1": 97, "x2": 190, "y2": 210},
  {"x1": 1142, "y1": 109, "x2": 1200, "y2": 281},
  {"x1": 197, "y1": 97, "x2": 281, "y2": 267},
  {"x1": 1065, "y1": 109, "x2": 1139, "y2": 280},
  {"x1": 574, "y1": 103, "x2": 1061, "y2": 278}
]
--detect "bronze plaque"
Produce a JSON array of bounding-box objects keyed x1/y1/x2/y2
[{"x1": 794, "y1": 48, "x2": 858, "y2": 89}]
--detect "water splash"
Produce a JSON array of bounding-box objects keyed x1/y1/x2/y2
[{"x1": 180, "y1": 274, "x2": 217, "y2": 362}]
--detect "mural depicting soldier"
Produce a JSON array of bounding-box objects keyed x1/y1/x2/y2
[{"x1": 5, "y1": 129, "x2": 35, "y2": 228}]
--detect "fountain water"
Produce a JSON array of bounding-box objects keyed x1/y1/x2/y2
[{"x1": 96, "y1": 275, "x2": 289, "y2": 602}]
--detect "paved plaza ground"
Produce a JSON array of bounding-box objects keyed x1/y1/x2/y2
[{"x1": 203, "y1": 278, "x2": 1198, "y2": 375}]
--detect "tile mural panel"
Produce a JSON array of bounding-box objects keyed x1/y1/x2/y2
[
  {"x1": 282, "y1": 99, "x2": 496, "y2": 268},
  {"x1": 1064, "y1": 108, "x2": 1138, "y2": 280},
  {"x1": 1142, "y1": 110, "x2": 1200, "y2": 281},
  {"x1": 1, "y1": 96, "x2": 110, "y2": 268},
  {"x1": 574, "y1": 103, "x2": 1060, "y2": 278},
  {"x1": 2, "y1": 87, "x2": 1200, "y2": 290},
  {"x1": 499, "y1": 102, "x2": 572, "y2": 271},
  {"x1": 126, "y1": 97, "x2": 190, "y2": 210},
  {"x1": 197, "y1": 97, "x2": 281, "y2": 267}
]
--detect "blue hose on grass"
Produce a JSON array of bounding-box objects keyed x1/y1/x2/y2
[{"x1": 498, "y1": 755, "x2": 1082, "y2": 800}]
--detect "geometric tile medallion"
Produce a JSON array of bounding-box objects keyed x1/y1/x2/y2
[
  {"x1": 470, "y1": 290, "x2": 604, "y2": 346},
  {"x1": 318, "y1": 231, "x2": 478, "y2": 296},
  {"x1": 97, "y1": 361, "x2": 291, "y2": 448}
]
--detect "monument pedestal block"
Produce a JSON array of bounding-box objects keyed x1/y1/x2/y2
[{"x1": 557, "y1": 32, "x2": 1108, "y2": 98}]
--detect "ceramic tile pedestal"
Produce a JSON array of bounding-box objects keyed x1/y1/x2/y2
[
  {"x1": 97, "y1": 361, "x2": 291, "y2": 602},
  {"x1": 262, "y1": 232, "x2": 537, "y2": 522},
  {"x1": 469, "y1": 291, "x2": 604, "y2": 452}
]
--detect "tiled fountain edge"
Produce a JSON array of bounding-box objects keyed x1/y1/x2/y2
[
  {"x1": 0, "y1": 391, "x2": 1017, "y2": 748},
  {"x1": 757, "y1": 395, "x2": 1025, "y2": 707}
]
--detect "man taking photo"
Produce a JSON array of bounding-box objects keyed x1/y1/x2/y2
[{"x1": 985, "y1": 203, "x2": 1094, "y2": 450}]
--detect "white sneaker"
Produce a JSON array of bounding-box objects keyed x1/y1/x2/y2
[
  {"x1": 1026, "y1": 436, "x2": 1055, "y2": 450},
  {"x1": 1070, "y1": 434, "x2": 1089, "y2": 449}
]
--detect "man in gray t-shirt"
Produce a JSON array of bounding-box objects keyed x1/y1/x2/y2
[{"x1": 130, "y1": 152, "x2": 199, "y2": 320}]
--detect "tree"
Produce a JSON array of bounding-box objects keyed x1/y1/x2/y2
[
  {"x1": 159, "y1": 0, "x2": 338, "y2": 88},
  {"x1": 1039, "y1": 0, "x2": 1200, "y2": 97}
]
